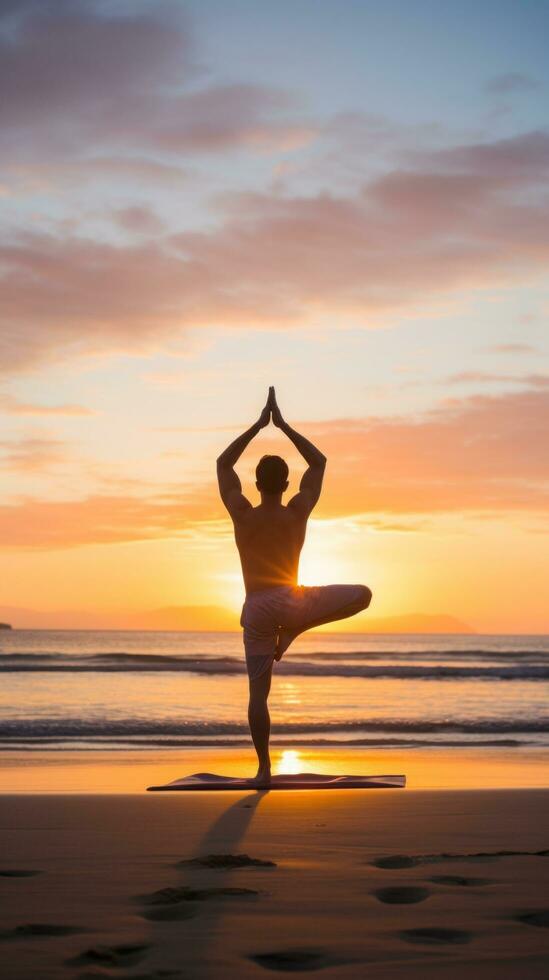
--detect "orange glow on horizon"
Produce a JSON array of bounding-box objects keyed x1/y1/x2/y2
[{"x1": 0, "y1": 510, "x2": 548, "y2": 632}]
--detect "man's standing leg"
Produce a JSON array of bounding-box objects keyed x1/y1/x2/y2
[{"x1": 247, "y1": 663, "x2": 273, "y2": 785}]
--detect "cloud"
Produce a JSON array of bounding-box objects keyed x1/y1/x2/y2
[
  {"x1": 409, "y1": 129, "x2": 549, "y2": 180},
  {"x1": 0, "y1": 392, "x2": 96, "y2": 415},
  {"x1": 0, "y1": 233, "x2": 193, "y2": 371},
  {"x1": 1, "y1": 5, "x2": 547, "y2": 375},
  {"x1": 111, "y1": 205, "x2": 165, "y2": 235},
  {"x1": 0, "y1": 2, "x2": 313, "y2": 165},
  {"x1": 482, "y1": 343, "x2": 536, "y2": 354},
  {"x1": 0, "y1": 489, "x2": 221, "y2": 549},
  {"x1": 0, "y1": 436, "x2": 68, "y2": 472},
  {"x1": 484, "y1": 72, "x2": 540, "y2": 96},
  {"x1": 304, "y1": 381, "x2": 549, "y2": 517},
  {"x1": 0, "y1": 1, "x2": 192, "y2": 147},
  {"x1": 0, "y1": 157, "x2": 191, "y2": 196},
  {"x1": 444, "y1": 371, "x2": 548, "y2": 385},
  {"x1": 2, "y1": 126, "x2": 549, "y2": 373}
]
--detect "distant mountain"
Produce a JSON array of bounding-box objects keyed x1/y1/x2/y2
[
  {"x1": 0, "y1": 622, "x2": 12, "y2": 630},
  {"x1": 0, "y1": 604, "x2": 473, "y2": 633},
  {"x1": 128, "y1": 605, "x2": 239, "y2": 631},
  {"x1": 0, "y1": 604, "x2": 237, "y2": 631},
  {"x1": 355, "y1": 612, "x2": 475, "y2": 634}
]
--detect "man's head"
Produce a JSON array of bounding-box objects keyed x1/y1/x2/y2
[{"x1": 255, "y1": 454, "x2": 289, "y2": 495}]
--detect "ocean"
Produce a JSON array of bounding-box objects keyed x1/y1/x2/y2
[{"x1": 1, "y1": 629, "x2": 548, "y2": 754}]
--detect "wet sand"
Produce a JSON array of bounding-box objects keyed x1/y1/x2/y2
[{"x1": 1, "y1": 745, "x2": 548, "y2": 793}]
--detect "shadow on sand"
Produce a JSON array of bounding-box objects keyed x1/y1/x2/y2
[{"x1": 144, "y1": 789, "x2": 270, "y2": 974}]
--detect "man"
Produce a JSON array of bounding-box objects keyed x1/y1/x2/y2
[{"x1": 216, "y1": 387, "x2": 372, "y2": 786}]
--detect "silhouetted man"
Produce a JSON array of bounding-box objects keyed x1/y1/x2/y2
[{"x1": 216, "y1": 387, "x2": 372, "y2": 785}]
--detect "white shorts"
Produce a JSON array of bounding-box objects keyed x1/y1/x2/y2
[{"x1": 240, "y1": 583, "x2": 367, "y2": 681}]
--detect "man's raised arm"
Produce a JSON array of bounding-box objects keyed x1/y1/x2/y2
[
  {"x1": 269, "y1": 387, "x2": 326, "y2": 514},
  {"x1": 216, "y1": 392, "x2": 271, "y2": 518}
]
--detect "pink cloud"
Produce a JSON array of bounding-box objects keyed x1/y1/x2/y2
[
  {"x1": 0, "y1": 393, "x2": 95, "y2": 416},
  {"x1": 2, "y1": 133, "x2": 548, "y2": 372},
  {"x1": 0, "y1": 490, "x2": 220, "y2": 550},
  {"x1": 1, "y1": 8, "x2": 547, "y2": 376},
  {"x1": 409, "y1": 129, "x2": 549, "y2": 180},
  {"x1": 0, "y1": 3, "x2": 192, "y2": 142},
  {"x1": 111, "y1": 206, "x2": 165, "y2": 236},
  {"x1": 0, "y1": 436, "x2": 68, "y2": 473},
  {"x1": 445, "y1": 372, "x2": 549, "y2": 385},
  {"x1": 482, "y1": 343, "x2": 536, "y2": 354},
  {"x1": 0, "y1": 4, "x2": 312, "y2": 163},
  {"x1": 305, "y1": 382, "x2": 549, "y2": 517},
  {"x1": 1, "y1": 157, "x2": 191, "y2": 195}
]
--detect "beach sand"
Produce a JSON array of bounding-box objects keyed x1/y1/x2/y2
[{"x1": 1, "y1": 749, "x2": 548, "y2": 979}]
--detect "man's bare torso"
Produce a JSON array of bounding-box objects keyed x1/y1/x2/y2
[{"x1": 233, "y1": 502, "x2": 308, "y2": 595}]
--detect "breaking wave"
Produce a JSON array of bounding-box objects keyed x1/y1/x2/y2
[
  {"x1": 1, "y1": 717, "x2": 547, "y2": 741},
  {"x1": 0, "y1": 650, "x2": 547, "y2": 680}
]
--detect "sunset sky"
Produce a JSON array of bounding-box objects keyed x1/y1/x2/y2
[{"x1": 1, "y1": 0, "x2": 548, "y2": 633}]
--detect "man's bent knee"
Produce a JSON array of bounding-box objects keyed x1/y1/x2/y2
[{"x1": 356, "y1": 585, "x2": 372, "y2": 611}]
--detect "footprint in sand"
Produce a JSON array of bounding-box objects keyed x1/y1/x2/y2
[
  {"x1": 249, "y1": 949, "x2": 345, "y2": 972},
  {"x1": 0, "y1": 869, "x2": 42, "y2": 878},
  {"x1": 515, "y1": 911, "x2": 549, "y2": 929},
  {"x1": 429, "y1": 874, "x2": 491, "y2": 887},
  {"x1": 139, "y1": 884, "x2": 259, "y2": 921},
  {"x1": 141, "y1": 884, "x2": 260, "y2": 905},
  {"x1": 143, "y1": 903, "x2": 197, "y2": 922},
  {"x1": 374, "y1": 886, "x2": 430, "y2": 905},
  {"x1": 1, "y1": 923, "x2": 83, "y2": 940},
  {"x1": 177, "y1": 853, "x2": 276, "y2": 869},
  {"x1": 400, "y1": 927, "x2": 472, "y2": 946},
  {"x1": 373, "y1": 855, "x2": 420, "y2": 869},
  {"x1": 75, "y1": 973, "x2": 184, "y2": 979},
  {"x1": 69, "y1": 942, "x2": 149, "y2": 967},
  {"x1": 372, "y1": 849, "x2": 549, "y2": 869}
]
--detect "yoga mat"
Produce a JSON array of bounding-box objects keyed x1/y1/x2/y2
[{"x1": 147, "y1": 771, "x2": 406, "y2": 791}]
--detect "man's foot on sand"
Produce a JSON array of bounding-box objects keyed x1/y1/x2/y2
[{"x1": 248, "y1": 768, "x2": 271, "y2": 788}]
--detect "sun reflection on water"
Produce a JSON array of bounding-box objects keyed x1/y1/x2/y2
[
  {"x1": 275, "y1": 749, "x2": 302, "y2": 774},
  {"x1": 279, "y1": 681, "x2": 302, "y2": 706}
]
